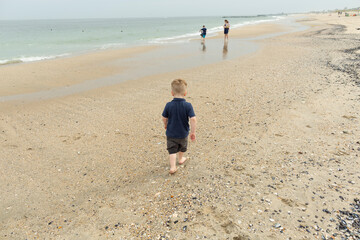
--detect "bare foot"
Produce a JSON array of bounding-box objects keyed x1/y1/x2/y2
[
  {"x1": 179, "y1": 157, "x2": 187, "y2": 165},
  {"x1": 169, "y1": 168, "x2": 177, "y2": 174}
]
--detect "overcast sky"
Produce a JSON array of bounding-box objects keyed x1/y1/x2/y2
[{"x1": 0, "y1": 0, "x2": 359, "y2": 20}]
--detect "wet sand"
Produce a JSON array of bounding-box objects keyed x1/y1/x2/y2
[
  {"x1": 1, "y1": 15, "x2": 360, "y2": 239},
  {"x1": 212, "y1": 22, "x2": 292, "y2": 39},
  {"x1": 0, "y1": 20, "x2": 298, "y2": 102},
  {"x1": 0, "y1": 46, "x2": 155, "y2": 97}
]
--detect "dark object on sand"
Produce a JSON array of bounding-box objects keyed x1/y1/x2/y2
[
  {"x1": 338, "y1": 220, "x2": 347, "y2": 231},
  {"x1": 353, "y1": 219, "x2": 360, "y2": 229},
  {"x1": 323, "y1": 209, "x2": 331, "y2": 214},
  {"x1": 330, "y1": 198, "x2": 360, "y2": 237}
]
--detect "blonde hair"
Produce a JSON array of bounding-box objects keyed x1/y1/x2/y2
[{"x1": 171, "y1": 79, "x2": 187, "y2": 95}]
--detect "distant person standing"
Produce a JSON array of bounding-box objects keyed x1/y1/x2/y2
[
  {"x1": 200, "y1": 25, "x2": 207, "y2": 43},
  {"x1": 223, "y1": 20, "x2": 230, "y2": 41}
]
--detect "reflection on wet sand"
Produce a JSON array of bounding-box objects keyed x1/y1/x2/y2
[
  {"x1": 201, "y1": 42, "x2": 206, "y2": 52},
  {"x1": 1, "y1": 38, "x2": 258, "y2": 102},
  {"x1": 223, "y1": 41, "x2": 228, "y2": 59}
]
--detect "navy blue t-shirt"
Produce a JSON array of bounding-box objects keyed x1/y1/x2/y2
[
  {"x1": 201, "y1": 28, "x2": 207, "y2": 35},
  {"x1": 162, "y1": 98, "x2": 195, "y2": 139}
]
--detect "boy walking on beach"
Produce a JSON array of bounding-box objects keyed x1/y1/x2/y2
[
  {"x1": 162, "y1": 79, "x2": 197, "y2": 174},
  {"x1": 200, "y1": 25, "x2": 207, "y2": 43}
]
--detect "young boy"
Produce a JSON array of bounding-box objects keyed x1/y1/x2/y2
[
  {"x1": 200, "y1": 25, "x2": 207, "y2": 43},
  {"x1": 162, "y1": 79, "x2": 197, "y2": 174}
]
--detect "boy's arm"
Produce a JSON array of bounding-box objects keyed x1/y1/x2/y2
[
  {"x1": 189, "y1": 116, "x2": 197, "y2": 141},
  {"x1": 162, "y1": 116, "x2": 168, "y2": 129}
]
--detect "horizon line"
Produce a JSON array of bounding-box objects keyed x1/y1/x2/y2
[{"x1": 0, "y1": 13, "x2": 297, "y2": 21}]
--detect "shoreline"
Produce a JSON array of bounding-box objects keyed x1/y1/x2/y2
[
  {"x1": 0, "y1": 15, "x2": 286, "y2": 67},
  {"x1": 1, "y1": 14, "x2": 360, "y2": 239},
  {"x1": 0, "y1": 17, "x2": 302, "y2": 102}
]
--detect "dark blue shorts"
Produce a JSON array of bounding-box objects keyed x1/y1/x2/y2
[{"x1": 224, "y1": 28, "x2": 229, "y2": 34}]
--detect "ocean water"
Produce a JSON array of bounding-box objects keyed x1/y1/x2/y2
[{"x1": 0, "y1": 15, "x2": 283, "y2": 65}]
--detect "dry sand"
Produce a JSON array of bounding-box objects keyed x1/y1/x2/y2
[{"x1": 1, "y1": 15, "x2": 360, "y2": 239}]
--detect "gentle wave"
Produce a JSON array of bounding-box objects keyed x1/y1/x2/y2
[
  {"x1": 231, "y1": 16, "x2": 285, "y2": 28},
  {"x1": 0, "y1": 53, "x2": 70, "y2": 66},
  {"x1": 0, "y1": 16, "x2": 285, "y2": 65},
  {"x1": 149, "y1": 16, "x2": 284, "y2": 44},
  {"x1": 100, "y1": 42, "x2": 126, "y2": 50},
  {"x1": 0, "y1": 60, "x2": 23, "y2": 65}
]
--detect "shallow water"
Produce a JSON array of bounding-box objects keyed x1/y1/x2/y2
[
  {"x1": 0, "y1": 17, "x2": 308, "y2": 102},
  {"x1": 0, "y1": 15, "x2": 283, "y2": 65}
]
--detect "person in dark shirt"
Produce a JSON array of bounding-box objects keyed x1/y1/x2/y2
[
  {"x1": 224, "y1": 20, "x2": 230, "y2": 41},
  {"x1": 200, "y1": 25, "x2": 207, "y2": 43},
  {"x1": 162, "y1": 79, "x2": 197, "y2": 174}
]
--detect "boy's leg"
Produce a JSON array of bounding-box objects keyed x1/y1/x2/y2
[
  {"x1": 167, "y1": 137, "x2": 178, "y2": 173},
  {"x1": 178, "y1": 151, "x2": 187, "y2": 165},
  {"x1": 169, "y1": 154, "x2": 177, "y2": 173},
  {"x1": 178, "y1": 137, "x2": 188, "y2": 165}
]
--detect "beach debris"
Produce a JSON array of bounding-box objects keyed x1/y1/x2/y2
[
  {"x1": 338, "y1": 219, "x2": 347, "y2": 231},
  {"x1": 274, "y1": 223, "x2": 281, "y2": 228},
  {"x1": 325, "y1": 199, "x2": 360, "y2": 238},
  {"x1": 323, "y1": 209, "x2": 331, "y2": 214},
  {"x1": 314, "y1": 225, "x2": 321, "y2": 231},
  {"x1": 353, "y1": 219, "x2": 360, "y2": 228}
]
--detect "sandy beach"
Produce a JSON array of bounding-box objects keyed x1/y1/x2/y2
[{"x1": 1, "y1": 14, "x2": 360, "y2": 240}]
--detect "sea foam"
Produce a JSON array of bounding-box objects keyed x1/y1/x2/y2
[
  {"x1": 149, "y1": 15, "x2": 284, "y2": 44},
  {"x1": 0, "y1": 54, "x2": 70, "y2": 65}
]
